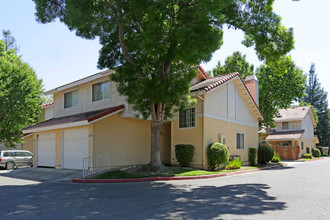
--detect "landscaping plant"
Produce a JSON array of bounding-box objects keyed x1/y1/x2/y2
[
  {"x1": 175, "y1": 144, "x2": 194, "y2": 167},
  {"x1": 207, "y1": 142, "x2": 229, "y2": 171},
  {"x1": 258, "y1": 145, "x2": 274, "y2": 165},
  {"x1": 248, "y1": 148, "x2": 257, "y2": 166},
  {"x1": 271, "y1": 152, "x2": 281, "y2": 162},
  {"x1": 302, "y1": 153, "x2": 313, "y2": 159},
  {"x1": 312, "y1": 148, "x2": 321, "y2": 158},
  {"x1": 226, "y1": 158, "x2": 242, "y2": 170}
]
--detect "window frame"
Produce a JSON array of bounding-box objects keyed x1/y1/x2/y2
[
  {"x1": 178, "y1": 107, "x2": 196, "y2": 129},
  {"x1": 236, "y1": 133, "x2": 244, "y2": 150},
  {"x1": 64, "y1": 90, "x2": 78, "y2": 109},
  {"x1": 92, "y1": 81, "x2": 110, "y2": 102}
]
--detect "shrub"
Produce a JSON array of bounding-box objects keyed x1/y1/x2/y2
[
  {"x1": 312, "y1": 148, "x2": 321, "y2": 158},
  {"x1": 306, "y1": 147, "x2": 310, "y2": 154},
  {"x1": 271, "y1": 152, "x2": 281, "y2": 162},
  {"x1": 226, "y1": 158, "x2": 242, "y2": 170},
  {"x1": 175, "y1": 144, "x2": 194, "y2": 167},
  {"x1": 207, "y1": 142, "x2": 229, "y2": 170},
  {"x1": 316, "y1": 147, "x2": 323, "y2": 155},
  {"x1": 248, "y1": 148, "x2": 257, "y2": 166},
  {"x1": 258, "y1": 145, "x2": 274, "y2": 165},
  {"x1": 302, "y1": 153, "x2": 313, "y2": 159}
]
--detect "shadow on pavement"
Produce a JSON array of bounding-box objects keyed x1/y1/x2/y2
[{"x1": 0, "y1": 180, "x2": 286, "y2": 219}]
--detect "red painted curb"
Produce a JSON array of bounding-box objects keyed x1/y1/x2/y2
[
  {"x1": 306, "y1": 157, "x2": 325, "y2": 162},
  {"x1": 72, "y1": 164, "x2": 287, "y2": 183}
]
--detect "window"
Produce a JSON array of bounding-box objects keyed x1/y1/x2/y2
[
  {"x1": 179, "y1": 107, "x2": 196, "y2": 128},
  {"x1": 282, "y1": 122, "x2": 288, "y2": 130},
  {"x1": 236, "y1": 133, "x2": 244, "y2": 149},
  {"x1": 64, "y1": 90, "x2": 78, "y2": 109},
  {"x1": 301, "y1": 142, "x2": 304, "y2": 150},
  {"x1": 92, "y1": 81, "x2": 110, "y2": 102}
]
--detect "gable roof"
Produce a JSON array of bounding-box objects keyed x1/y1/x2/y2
[
  {"x1": 22, "y1": 105, "x2": 124, "y2": 133},
  {"x1": 190, "y1": 72, "x2": 263, "y2": 120},
  {"x1": 275, "y1": 106, "x2": 317, "y2": 126}
]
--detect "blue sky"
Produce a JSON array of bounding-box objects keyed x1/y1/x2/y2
[{"x1": 1, "y1": 0, "x2": 330, "y2": 104}]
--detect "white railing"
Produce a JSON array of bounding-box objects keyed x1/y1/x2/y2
[{"x1": 83, "y1": 152, "x2": 110, "y2": 178}]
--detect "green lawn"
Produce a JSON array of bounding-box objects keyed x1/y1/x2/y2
[{"x1": 92, "y1": 166, "x2": 265, "y2": 179}]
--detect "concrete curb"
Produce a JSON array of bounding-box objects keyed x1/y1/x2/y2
[
  {"x1": 72, "y1": 163, "x2": 288, "y2": 183},
  {"x1": 305, "y1": 157, "x2": 325, "y2": 162}
]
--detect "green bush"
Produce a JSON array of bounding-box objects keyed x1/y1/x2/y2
[
  {"x1": 271, "y1": 152, "x2": 281, "y2": 162},
  {"x1": 226, "y1": 158, "x2": 242, "y2": 170},
  {"x1": 207, "y1": 142, "x2": 229, "y2": 170},
  {"x1": 258, "y1": 145, "x2": 274, "y2": 165},
  {"x1": 302, "y1": 153, "x2": 313, "y2": 159},
  {"x1": 312, "y1": 148, "x2": 321, "y2": 158},
  {"x1": 306, "y1": 147, "x2": 310, "y2": 154},
  {"x1": 316, "y1": 147, "x2": 323, "y2": 155},
  {"x1": 175, "y1": 144, "x2": 195, "y2": 167},
  {"x1": 248, "y1": 148, "x2": 257, "y2": 166}
]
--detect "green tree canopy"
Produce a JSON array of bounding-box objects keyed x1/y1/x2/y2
[
  {"x1": 257, "y1": 56, "x2": 306, "y2": 128},
  {"x1": 302, "y1": 63, "x2": 329, "y2": 146},
  {"x1": 0, "y1": 40, "x2": 43, "y2": 147},
  {"x1": 33, "y1": 0, "x2": 294, "y2": 170},
  {"x1": 2, "y1": 30, "x2": 19, "y2": 52},
  {"x1": 212, "y1": 51, "x2": 254, "y2": 79}
]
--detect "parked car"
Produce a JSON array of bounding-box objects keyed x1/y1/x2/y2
[{"x1": 0, "y1": 150, "x2": 33, "y2": 170}]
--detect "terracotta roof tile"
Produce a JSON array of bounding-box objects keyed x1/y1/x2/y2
[
  {"x1": 190, "y1": 72, "x2": 239, "y2": 92},
  {"x1": 41, "y1": 102, "x2": 54, "y2": 107}
]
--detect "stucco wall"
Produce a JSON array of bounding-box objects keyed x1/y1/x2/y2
[
  {"x1": 203, "y1": 117, "x2": 259, "y2": 165},
  {"x1": 301, "y1": 137, "x2": 316, "y2": 156},
  {"x1": 22, "y1": 135, "x2": 33, "y2": 153},
  {"x1": 93, "y1": 113, "x2": 171, "y2": 168}
]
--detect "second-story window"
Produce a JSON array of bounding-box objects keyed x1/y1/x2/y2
[
  {"x1": 64, "y1": 90, "x2": 78, "y2": 109},
  {"x1": 92, "y1": 81, "x2": 110, "y2": 102},
  {"x1": 179, "y1": 107, "x2": 196, "y2": 128},
  {"x1": 282, "y1": 121, "x2": 296, "y2": 130}
]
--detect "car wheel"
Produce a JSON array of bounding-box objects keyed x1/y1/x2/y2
[{"x1": 6, "y1": 162, "x2": 15, "y2": 170}]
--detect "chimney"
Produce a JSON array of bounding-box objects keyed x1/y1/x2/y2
[{"x1": 245, "y1": 75, "x2": 259, "y2": 106}]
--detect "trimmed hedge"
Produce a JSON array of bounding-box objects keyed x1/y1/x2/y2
[
  {"x1": 302, "y1": 153, "x2": 313, "y2": 159},
  {"x1": 258, "y1": 145, "x2": 274, "y2": 165},
  {"x1": 312, "y1": 148, "x2": 321, "y2": 158},
  {"x1": 207, "y1": 142, "x2": 229, "y2": 171},
  {"x1": 175, "y1": 144, "x2": 195, "y2": 167},
  {"x1": 248, "y1": 148, "x2": 257, "y2": 166},
  {"x1": 316, "y1": 147, "x2": 323, "y2": 155}
]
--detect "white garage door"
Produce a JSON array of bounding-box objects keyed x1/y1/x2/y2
[
  {"x1": 37, "y1": 133, "x2": 56, "y2": 167},
  {"x1": 63, "y1": 128, "x2": 89, "y2": 170}
]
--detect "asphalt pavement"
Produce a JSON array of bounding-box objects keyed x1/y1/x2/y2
[{"x1": 0, "y1": 158, "x2": 329, "y2": 219}]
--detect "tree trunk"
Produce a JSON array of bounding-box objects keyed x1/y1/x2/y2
[{"x1": 150, "y1": 103, "x2": 166, "y2": 172}]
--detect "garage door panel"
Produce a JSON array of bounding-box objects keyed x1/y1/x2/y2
[
  {"x1": 37, "y1": 133, "x2": 56, "y2": 167},
  {"x1": 63, "y1": 128, "x2": 89, "y2": 170}
]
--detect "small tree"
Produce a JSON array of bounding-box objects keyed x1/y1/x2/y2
[
  {"x1": 0, "y1": 40, "x2": 43, "y2": 147},
  {"x1": 207, "y1": 142, "x2": 229, "y2": 170}
]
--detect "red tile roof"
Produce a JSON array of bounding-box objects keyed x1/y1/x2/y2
[
  {"x1": 41, "y1": 102, "x2": 54, "y2": 107},
  {"x1": 196, "y1": 65, "x2": 210, "y2": 80}
]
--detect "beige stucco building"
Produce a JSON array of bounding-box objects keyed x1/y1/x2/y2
[
  {"x1": 22, "y1": 66, "x2": 263, "y2": 170},
  {"x1": 259, "y1": 106, "x2": 318, "y2": 160}
]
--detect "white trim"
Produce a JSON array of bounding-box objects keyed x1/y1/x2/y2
[
  {"x1": 22, "y1": 121, "x2": 89, "y2": 133},
  {"x1": 204, "y1": 113, "x2": 258, "y2": 128},
  {"x1": 178, "y1": 107, "x2": 197, "y2": 129},
  {"x1": 44, "y1": 70, "x2": 113, "y2": 95},
  {"x1": 89, "y1": 109, "x2": 124, "y2": 124},
  {"x1": 235, "y1": 84, "x2": 237, "y2": 120},
  {"x1": 236, "y1": 132, "x2": 245, "y2": 150},
  {"x1": 227, "y1": 84, "x2": 229, "y2": 118},
  {"x1": 61, "y1": 131, "x2": 64, "y2": 168}
]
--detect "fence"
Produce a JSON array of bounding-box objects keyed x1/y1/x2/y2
[
  {"x1": 83, "y1": 152, "x2": 111, "y2": 178},
  {"x1": 271, "y1": 145, "x2": 300, "y2": 160}
]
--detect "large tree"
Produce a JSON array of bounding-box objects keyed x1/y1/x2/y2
[
  {"x1": 33, "y1": 0, "x2": 294, "y2": 171},
  {"x1": 0, "y1": 41, "x2": 43, "y2": 147},
  {"x1": 212, "y1": 51, "x2": 254, "y2": 79},
  {"x1": 302, "y1": 63, "x2": 329, "y2": 146},
  {"x1": 257, "y1": 56, "x2": 306, "y2": 128}
]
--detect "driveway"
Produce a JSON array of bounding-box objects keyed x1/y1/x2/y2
[{"x1": 0, "y1": 167, "x2": 82, "y2": 182}]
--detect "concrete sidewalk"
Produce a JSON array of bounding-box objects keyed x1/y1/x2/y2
[{"x1": 0, "y1": 167, "x2": 83, "y2": 182}]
